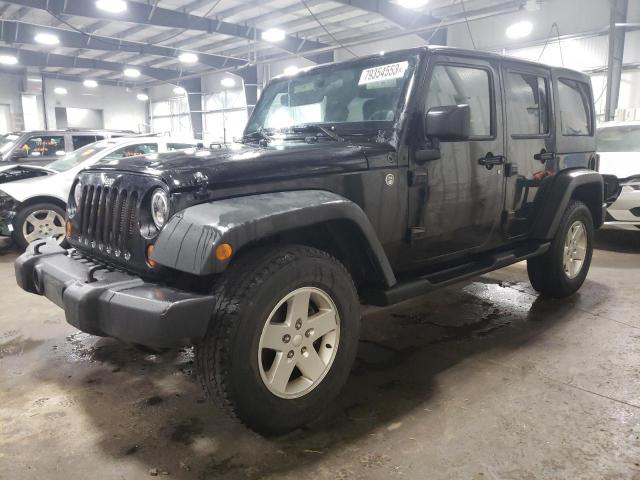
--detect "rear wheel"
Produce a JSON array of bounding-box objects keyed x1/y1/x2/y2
[
  {"x1": 527, "y1": 200, "x2": 594, "y2": 298},
  {"x1": 196, "y1": 244, "x2": 360, "y2": 435},
  {"x1": 13, "y1": 203, "x2": 67, "y2": 250}
]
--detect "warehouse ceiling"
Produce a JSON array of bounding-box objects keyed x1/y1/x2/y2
[{"x1": 0, "y1": 0, "x2": 530, "y2": 85}]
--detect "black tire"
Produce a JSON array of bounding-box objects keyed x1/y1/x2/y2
[
  {"x1": 196, "y1": 244, "x2": 360, "y2": 435},
  {"x1": 13, "y1": 203, "x2": 68, "y2": 250},
  {"x1": 527, "y1": 200, "x2": 594, "y2": 298}
]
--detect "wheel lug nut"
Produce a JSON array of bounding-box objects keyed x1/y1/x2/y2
[
  {"x1": 287, "y1": 350, "x2": 294, "y2": 359},
  {"x1": 282, "y1": 334, "x2": 291, "y2": 343},
  {"x1": 295, "y1": 319, "x2": 302, "y2": 330},
  {"x1": 305, "y1": 328, "x2": 314, "y2": 338}
]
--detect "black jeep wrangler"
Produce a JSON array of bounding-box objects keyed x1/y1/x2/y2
[{"x1": 16, "y1": 47, "x2": 611, "y2": 434}]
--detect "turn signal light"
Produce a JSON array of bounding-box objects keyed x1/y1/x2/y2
[
  {"x1": 215, "y1": 243, "x2": 233, "y2": 261},
  {"x1": 146, "y1": 244, "x2": 158, "y2": 268},
  {"x1": 65, "y1": 221, "x2": 72, "y2": 239}
]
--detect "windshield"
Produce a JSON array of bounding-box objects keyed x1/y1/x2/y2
[
  {"x1": 246, "y1": 56, "x2": 416, "y2": 136},
  {"x1": 597, "y1": 125, "x2": 640, "y2": 152},
  {"x1": 0, "y1": 134, "x2": 20, "y2": 155},
  {"x1": 46, "y1": 141, "x2": 114, "y2": 173}
]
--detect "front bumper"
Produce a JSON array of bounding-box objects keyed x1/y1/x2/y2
[
  {"x1": 15, "y1": 239, "x2": 215, "y2": 348},
  {"x1": 604, "y1": 186, "x2": 640, "y2": 230}
]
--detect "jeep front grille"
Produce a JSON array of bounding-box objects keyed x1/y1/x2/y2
[{"x1": 79, "y1": 186, "x2": 139, "y2": 257}]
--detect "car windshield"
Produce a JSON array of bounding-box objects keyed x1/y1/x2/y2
[
  {"x1": 0, "y1": 134, "x2": 21, "y2": 155},
  {"x1": 245, "y1": 56, "x2": 417, "y2": 137},
  {"x1": 597, "y1": 125, "x2": 640, "y2": 152},
  {"x1": 46, "y1": 141, "x2": 114, "y2": 173}
]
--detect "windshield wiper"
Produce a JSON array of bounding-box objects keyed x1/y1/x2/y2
[
  {"x1": 242, "y1": 128, "x2": 272, "y2": 144},
  {"x1": 291, "y1": 124, "x2": 345, "y2": 142}
]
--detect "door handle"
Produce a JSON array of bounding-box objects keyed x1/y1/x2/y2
[
  {"x1": 534, "y1": 151, "x2": 555, "y2": 163},
  {"x1": 478, "y1": 153, "x2": 505, "y2": 170}
]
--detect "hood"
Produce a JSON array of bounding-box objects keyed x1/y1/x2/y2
[
  {"x1": 598, "y1": 151, "x2": 640, "y2": 179},
  {"x1": 0, "y1": 164, "x2": 55, "y2": 185},
  {"x1": 83, "y1": 141, "x2": 382, "y2": 190}
]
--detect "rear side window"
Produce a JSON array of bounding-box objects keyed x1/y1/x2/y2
[
  {"x1": 72, "y1": 135, "x2": 99, "y2": 150},
  {"x1": 558, "y1": 79, "x2": 591, "y2": 136},
  {"x1": 19, "y1": 135, "x2": 65, "y2": 157},
  {"x1": 426, "y1": 65, "x2": 492, "y2": 137},
  {"x1": 506, "y1": 72, "x2": 549, "y2": 135}
]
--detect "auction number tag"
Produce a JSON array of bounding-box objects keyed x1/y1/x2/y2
[{"x1": 358, "y1": 61, "x2": 409, "y2": 86}]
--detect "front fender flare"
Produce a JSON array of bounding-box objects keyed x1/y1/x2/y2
[{"x1": 151, "y1": 190, "x2": 396, "y2": 287}]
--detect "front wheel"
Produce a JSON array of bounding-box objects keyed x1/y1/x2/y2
[
  {"x1": 13, "y1": 203, "x2": 67, "y2": 250},
  {"x1": 527, "y1": 200, "x2": 594, "y2": 298},
  {"x1": 196, "y1": 245, "x2": 360, "y2": 435}
]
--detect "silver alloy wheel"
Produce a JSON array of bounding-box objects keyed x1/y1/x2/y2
[
  {"x1": 22, "y1": 209, "x2": 66, "y2": 245},
  {"x1": 563, "y1": 220, "x2": 587, "y2": 279},
  {"x1": 258, "y1": 287, "x2": 340, "y2": 399}
]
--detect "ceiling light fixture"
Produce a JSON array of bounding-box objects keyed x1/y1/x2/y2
[
  {"x1": 136, "y1": 93, "x2": 149, "y2": 101},
  {"x1": 220, "y1": 77, "x2": 236, "y2": 88},
  {"x1": 261, "y1": 28, "x2": 286, "y2": 42},
  {"x1": 34, "y1": 32, "x2": 60, "y2": 45},
  {"x1": 83, "y1": 79, "x2": 98, "y2": 88},
  {"x1": 178, "y1": 52, "x2": 198, "y2": 64},
  {"x1": 283, "y1": 66, "x2": 299, "y2": 75},
  {"x1": 124, "y1": 67, "x2": 141, "y2": 78},
  {"x1": 506, "y1": 20, "x2": 533, "y2": 39},
  {"x1": 54, "y1": 87, "x2": 68, "y2": 95},
  {"x1": 0, "y1": 55, "x2": 18, "y2": 66},
  {"x1": 396, "y1": 0, "x2": 429, "y2": 8},
  {"x1": 95, "y1": 0, "x2": 127, "y2": 13},
  {"x1": 173, "y1": 86, "x2": 186, "y2": 95}
]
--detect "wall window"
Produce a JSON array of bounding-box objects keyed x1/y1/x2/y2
[
  {"x1": 558, "y1": 79, "x2": 591, "y2": 136},
  {"x1": 19, "y1": 135, "x2": 65, "y2": 157},
  {"x1": 506, "y1": 72, "x2": 549, "y2": 135},
  {"x1": 426, "y1": 65, "x2": 492, "y2": 137}
]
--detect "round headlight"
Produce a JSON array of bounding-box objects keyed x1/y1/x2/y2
[
  {"x1": 151, "y1": 189, "x2": 169, "y2": 230},
  {"x1": 74, "y1": 183, "x2": 83, "y2": 207}
]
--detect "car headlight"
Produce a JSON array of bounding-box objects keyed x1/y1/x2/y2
[
  {"x1": 151, "y1": 189, "x2": 169, "y2": 230},
  {"x1": 74, "y1": 183, "x2": 83, "y2": 207}
]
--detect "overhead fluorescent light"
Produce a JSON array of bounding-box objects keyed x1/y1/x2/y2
[
  {"x1": 0, "y1": 55, "x2": 18, "y2": 66},
  {"x1": 220, "y1": 77, "x2": 236, "y2": 88},
  {"x1": 136, "y1": 93, "x2": 149, "y2": 101},
  {"x1": 283, "y1": 66, "x2": 299, "y2": 75},
  {"x1": 506, "y1": 20, "x2": 533, "y2": 39},
  {"x1": 54, "y1": 87, "x2": 68, "y2": 95},
  {"x1": 83, "y1": 79, "x2": 98, "y2": 88},
  {"x1": 396, "y1": 0, "x2": 429, "y2": 8},
  {"x1": 173, "y1": 86, "x2": 186, "y2": 95},
  {"x1": 123, "y1": 67, "x2": 141, "y2": 78},
  {"x1": 95, "y1": 0, "x2": 127, "y2": 13},
  {"x1": 34, "y1": 33, "x2": 60, "y2": 45},
  {"x1": 261, "y1": 28, "x2": 286, "y2": 42},
  {"x1": 178, "y1": 52, "x2": 198, "y2": 64}
]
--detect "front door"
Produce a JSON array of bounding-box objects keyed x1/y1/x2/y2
[
  {"x1": 408, "y1": 55, "x2": 506, "y2": 264},
  {"x1": 502, "y1": 63, "x2": 554, "y2": 238}
]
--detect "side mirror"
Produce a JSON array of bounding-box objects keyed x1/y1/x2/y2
[{"x1": 425, "y1": 104, "x2": 471, "y2": 142}]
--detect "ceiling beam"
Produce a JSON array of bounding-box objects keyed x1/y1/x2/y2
[
  {"x1": 0, "y1": 20, "x2": 248, "y2": 69},
  {"x1": 0, "y1": 46, "x2": 189, "y2": 81},
  {"x1": 3, "y1": 0, "x2": 331, "y2": 62}
]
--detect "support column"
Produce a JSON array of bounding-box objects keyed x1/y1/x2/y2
[
  {"x1": 182, "y1": 77, "x2": 204, "y2": 140},
  {"x1": 605, "y1": 0, "x2": 628, "y2": 122}
]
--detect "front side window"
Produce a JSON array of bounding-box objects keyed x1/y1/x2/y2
[
  {"x1": 558, "y1": 79, "x2": 591, "y2": 136},
  {"x1": 167, "y1": 142, "x2": 196, "y2": 151},
  {"x1": 103, "y1": 143, "x2": 158, "y2": 160},
  {"x1": 597, "y1": 125, "x2": 640, "y2": 152},
  {"x1": 506, "y1": 72, "x2": 549, "y2": 135},
  {"x1": 19, "y1": 135, "x2": 65, "y2": 158},
  {"x1": 246, "y1": 57, "x2": 416, "y2": 134},
  {"x1": 46, "y1": 141, "x2": 115, "y2": 173},
  {"x1": 426, "y1": 65, "x2": 492, "y2": 137}
]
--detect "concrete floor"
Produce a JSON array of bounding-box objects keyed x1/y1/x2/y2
[{"x1": 1, "y1": 231, "x2": 639, "y2": 480}]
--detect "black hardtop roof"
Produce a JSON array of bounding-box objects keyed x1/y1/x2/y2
[{"x1": 298, "y1": 46, "x2": 589, "y2": 83}]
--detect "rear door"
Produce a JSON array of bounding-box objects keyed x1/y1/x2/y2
[
  {"x1": 502, "y1": 62, "x2": 554, "y2": 238},
  {"x1": 409, "y1": 54, "x2": 506, "y2": 262}
]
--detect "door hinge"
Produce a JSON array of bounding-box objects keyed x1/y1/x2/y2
[
  {"x1": 408, "y1": 170, "x2": 428, "y2": 187},
  {"x1": 407, "y1": 227, "x2": 426, "y2": 243},
  {"x1": 504, "y1": 163, "x2": 518, "y2": 177}
]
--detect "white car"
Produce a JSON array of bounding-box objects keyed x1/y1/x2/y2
[
  {"x1": 0, "y1": 136, "x2": 200, "y2": 248},
  {"x1": 597, "y1": 121, "x2": 640, "y2": 231}
]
